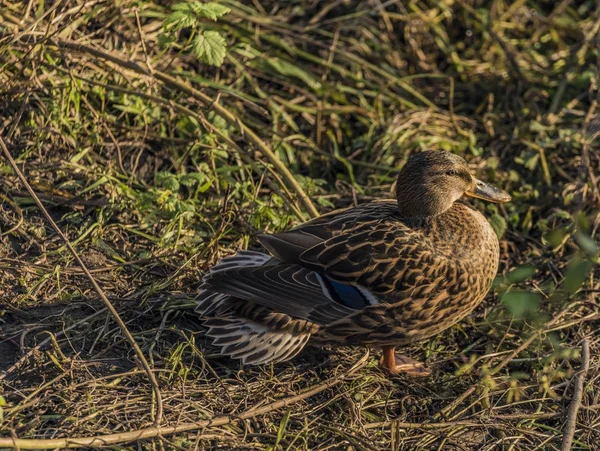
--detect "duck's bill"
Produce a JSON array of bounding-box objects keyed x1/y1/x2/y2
[{"x1": 465, "y1": 178, "x2": 511, "y2": 203}]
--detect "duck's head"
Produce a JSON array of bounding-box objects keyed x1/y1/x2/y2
[{"x1": 396, "y1": 150, "x2": 511, "y2": 218}]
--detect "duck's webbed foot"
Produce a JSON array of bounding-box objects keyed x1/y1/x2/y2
[{"x1": 380, "y1": 345, "x2": 431, "y2": 377}]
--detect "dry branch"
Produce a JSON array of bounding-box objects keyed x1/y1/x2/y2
[{"x1": 560, "y1": 338, "x2": 591, "y2": 451}]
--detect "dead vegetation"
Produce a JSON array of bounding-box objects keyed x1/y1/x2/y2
[{"x1": 1, "y1": 0, "x2": 600, "y2": 449}]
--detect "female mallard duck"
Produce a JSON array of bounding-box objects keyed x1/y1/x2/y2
[{"x1": 196, "y1": 150, "x2": 510, "y2": 375}]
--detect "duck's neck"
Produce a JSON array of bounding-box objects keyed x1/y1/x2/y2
[
  {"x1": 395, "y1": 183, "x2": 460, "y2": 218},
  {"x1": 397, "y1": 203, "x2": 459, "y2": 227},
  {"x1": 400, "y1": 202, "x2": 468, "y2": 234}
]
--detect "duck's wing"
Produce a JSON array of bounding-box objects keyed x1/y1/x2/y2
[
  {"x1": 201, "y1": 259, "x2": 359, "y2": 325},
  {"x1": 258, "y1": 200, "x2": 398, "y2": 263},
  {"x1": 297, "y1": 220, "x2": 437, "y2": 296},
  {"x1": 203, "y1": 215, "x2": 437, "y2": 327},
  {"x1": 259, "y1": 200, "x2": 437, "y2": 297}
]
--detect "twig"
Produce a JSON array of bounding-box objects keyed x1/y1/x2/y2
[
  {"x1": 487, "y1": 27, "x2": 528, "y2": 82},
  {"x1": 133, "y1": 7, "x2": 153, "y2": 75},
  {"x1": 0, "y1": 136, "x2": 164, "y2": 425},
  {"x1": 560, "y1": 338, "x2": 591, "y2": 451},
  {"x1": 365, "y1": 411, "x2": 564, "y2": 431},
  {"x1": 0, "y1": 351, "x2": 369, "y2": 449},
  {"x1": 434, "y1": 330, "x2": 542, "y2": 421}
]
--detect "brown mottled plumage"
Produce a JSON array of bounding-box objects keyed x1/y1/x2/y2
[{"x1": 196, "y1": 150, "x2": 510, "y2": 374}]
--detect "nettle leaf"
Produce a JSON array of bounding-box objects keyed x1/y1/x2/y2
[
  {"x1": 163, "y1": 9, "x2": 196, "y2": 31},
  {"x1": 192, "y1": 33, "x2": 207, "y2": 59},
  {"x1": 210, "y1": 148, "x2": 228, "y2": 159},
  {"x1": 163, "y1": 177, "x2": 180, "y2": 192},
  {"x1": 172, "y1": 2, "x2": 194, "y2": 11},
  {"x1": 193, "y1": 31, "x2": 227, "y2": 66},
  {"x1": 208, "y1": 111, "x2": 228, "y2": 130},
  {"x1": 137, "y1": 192, "x2": 155, "y2": 210},
  {"x1": 156, "y1": 172, "x2": 180, "y2": 191},
  {"x1": 190, "y1": 2, "x2": 230, "y2": 20},
  {"x1": 180, "y1": 172, "x2": 209, "y2": 187}
]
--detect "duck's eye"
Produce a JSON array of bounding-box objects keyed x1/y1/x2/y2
[{"x1": 446, "y1": 170, "x2": 457, "y2": 176}]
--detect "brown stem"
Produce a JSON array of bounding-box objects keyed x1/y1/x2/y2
[{"x1": 561, "y1": 338, "x2": 591, "y2": 451}]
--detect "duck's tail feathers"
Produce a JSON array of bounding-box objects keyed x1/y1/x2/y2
[
  {"x1": 194, "y1": 290, "x2": 231, "y2": 316},
  {"x1": 203, "y1": 315, "x2": 311, "y2": 365},
  {"x1": 196, "y1": 250, "x2": 311, "y2": 365}
]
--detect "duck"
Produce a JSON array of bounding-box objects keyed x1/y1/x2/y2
[{"x1": 196, "y1": 150, "x2": 511, "y2": 376}]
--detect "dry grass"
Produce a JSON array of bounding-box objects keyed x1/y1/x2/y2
[{"x1": 1, "y1": 1, "x2": 600, "y2": 449}]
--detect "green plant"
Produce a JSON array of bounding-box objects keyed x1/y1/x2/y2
[{"x1": 161, "y1": 1, "x2": 230, "y2": 67}]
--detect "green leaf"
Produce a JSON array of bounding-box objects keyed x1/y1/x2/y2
[
  {"x1": 263, "y1": 57, "x2": 322, "y2": 90},
  {"x1": 208, "y1": 111, "x2": 228, "y2": 130},
  {"x1": 210, "y1": 148, "x2": 228, "y2": 159},
  {"x1": 563, "y1": 259, "x2": 593, "y2": 294},
  {"x1": 164, "y1": 178, "x2": 180, "y2": 192},
  {"x1": 574, "y1": 232, "x2": 598, "y2": 257},
  {"x1": 506, "y1": 266, "x2": 537, "y2": 284},
  {"x1": 193, "y1": 31, "x2": 227, "y2": 66},
  {"x1": 172, "y1": 2, "x2": 194, "y2": 11},
  {"x1": 180, "y1": 172, "x2": 208, "y2": 187},
  {"x1": 198, "y1": 179, "x2": 213, "y2": 193},
  {"x1": 163, "y1": 10, "x2": 196, "y2": 31},
  {"x1": 190, "y1": 2, "x2": 230, "y2": 20},
  {"x1": 317, "y1": 196, "x2": 335, "y2": 208},
  {"x1": 192, "y1": 33, "x2": 206, "y2": 59},
  {"x1": 544, "y1": 227, "x2": 568, "y2": 249},
  {"x1": 489, "y1": 213, "x2": 507, "y2": 238},
  {"x1": 275, "y1": 410, "x2": 291, "y2": 447},
  {"x1": 272, "y1": 194, "x2": 284, "y2": 208},
  {"x1": 137, "y1": 192, "x2": 156, "y2": 210},
  {"x1": 156, "y1": 172, "x2": 180, "y2": 191},
  {"x1": 502, "y1": 290, "x2": 541, "y2": 318}
]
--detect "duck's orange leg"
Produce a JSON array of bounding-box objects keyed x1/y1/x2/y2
[{"x1": 380, "y1": 345, "x2": 431, "y2": 377}]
